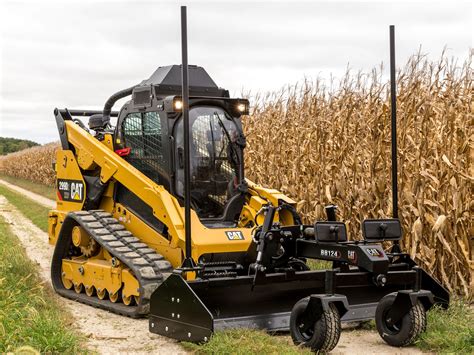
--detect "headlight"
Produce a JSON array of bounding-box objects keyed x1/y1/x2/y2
[
  {"x1": 174, "y1": 99, "x2": 183, "y2": 110},
  {"x1": 235, "y1": 100, "x2": 249, "y2": 115}
]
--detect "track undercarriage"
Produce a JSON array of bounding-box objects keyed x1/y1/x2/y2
[{"x1": 51, "y1": 210, "x2": 173, "y2": 317}]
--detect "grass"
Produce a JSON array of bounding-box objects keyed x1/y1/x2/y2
[
  {"x1": 306, "y1": 259, "x2": 332, "y2": 270},
  {"x1": 0, "y1": 173, "x2": 55, "y2": 200},
  {"x1": 183, "y1": 329, "x2": 311, "y2": 355},
  {"x1": 417, "y1": 300, "x2": 474, "y2": 353},
  {"x1": 0, "y1": 215, "x2": 84, "y2": 353},
  {"x1": 0, "y1": 184, "x2": 50, "y2": 232}
]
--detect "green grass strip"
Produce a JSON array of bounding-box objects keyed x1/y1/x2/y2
[
  {"x1": 0, "y1": 184, "x2": 50, "y2": 232},
  {"x1": 183, "y1": 328, "x2": 311, "y2": 355},
  {"x1": 0, "y1": 173, "x2": 55, "y2": 200},
  {"x1": 417, "y1": 300, "x2": 474, "y2": 353},
  {"x1": 0, "y1": 215, "x2": 84, "y2": 352}
]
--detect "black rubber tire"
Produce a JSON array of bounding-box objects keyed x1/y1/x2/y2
[
  {"x1": 290, "y1": 297, "x2": 341, "y2": 353},
  {"x1": 375, "y1": 293, "x2": 427, "y2": 347}
]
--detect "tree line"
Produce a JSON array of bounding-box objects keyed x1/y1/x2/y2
[{"x1": 0, "y1": 137, "x2": 39, "y2": 155}]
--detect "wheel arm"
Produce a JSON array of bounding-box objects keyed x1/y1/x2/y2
[
  {"x1": 298, "y1": 294, "x2": 349, "y2": 333},
  {"x1": 385, "y1": 290, "x2": 434, "y2": 326}
]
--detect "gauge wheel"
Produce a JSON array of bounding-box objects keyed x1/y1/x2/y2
[
  {"x1": 290, "y1": 297, "x2": 341, "y2": 352},
  {"x1": 375, "y1": 293, "x2": 427, "y2": 347}
]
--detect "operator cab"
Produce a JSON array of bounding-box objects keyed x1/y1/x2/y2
[
  {"x1": 113, "y1": 65, "x2": 249, "y2": 227},
  {"x1": 174, "y1": 106, "x2": 245, "y2": 219}
]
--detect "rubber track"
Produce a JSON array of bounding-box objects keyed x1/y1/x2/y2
[{"x1": 51, "y1": 210, "x2": 173, "y2": 317}]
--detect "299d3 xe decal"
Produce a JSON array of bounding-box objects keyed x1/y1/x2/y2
[{"x1": 57, "y1": 179, "x2": 85, "y2": 202}]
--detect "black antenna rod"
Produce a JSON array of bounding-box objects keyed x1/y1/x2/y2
[
  {"x1": 389, "y1": 25, "x2": 398, "y2": 220},
  {"x1": 181, "y1": 6, "x2": 194, "y2": 266}
]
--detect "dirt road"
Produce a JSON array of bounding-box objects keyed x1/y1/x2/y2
[
  {"x1": 0, "y1": 181, "x2": 424, "y2": 354},
  {"x1": 0, "y1": 194, "x2": 185, "y2": 354},
  {"x1": 0, "y1": 179, "x2": 55, "y2": 208}
]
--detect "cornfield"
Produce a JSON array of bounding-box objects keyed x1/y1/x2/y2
[
  {"x1": 0, "y1": 142, "x2": 59, "y2": 186},
  {"x1": 0, "y1": 51, "x2": 472, "y2": 297},
  {"x1": 245, "y1": 51, "x2": 473, "y2": 298}
]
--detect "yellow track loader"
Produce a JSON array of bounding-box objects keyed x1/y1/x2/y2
[{"x1": 48, "y1": 7, "x2": 448, "y2": 352}]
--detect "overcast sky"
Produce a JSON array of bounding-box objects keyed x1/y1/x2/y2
[{"x1": 0, "y1": 0, "x2": 472, "y2": 143}]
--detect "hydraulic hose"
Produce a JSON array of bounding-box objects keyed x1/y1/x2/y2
[{"x1": 102, "y1": 85, "x2": 137, "y2": 123}]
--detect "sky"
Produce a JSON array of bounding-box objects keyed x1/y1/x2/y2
[{"x1": 0, "y1": 0, "x2": 472, "y2": 143}]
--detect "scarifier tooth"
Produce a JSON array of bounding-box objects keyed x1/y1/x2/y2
[
  {"x1": 109, "y1": 224, "x2": 125, "y2": 231},
  {"x1": 79, "y1": 215, "x2": 96, "y2": 222},
  {"x1": 86, "y1": 222, "x2": 103, "y2": 228},
  {"x1": 124, "y1": 252, "x2": 140, "y2": 258},
  {"x1": 101, "y1": 235, "x2": 117, "y2": 241},
  {"x1": 116, "y1": 231, "x2": 133, "y2": 238},
  {"x1": 123, "y1": 236, "x2": 140, "y2": 243},
  {"x1": 116, "y1": 246, "x2": 132, "y2": 253},
  {"x1": 108, "y1": 241, "x2": 125, "y2": 248},
  {"x1": 140, "y1": 248, "x2": 156, "y2": 255},
  {"x1": 154, "y1": 260, "x2": 172, "y2": 270},
  {"x1": 131, "y1": 243, "x2": 147, "y2": 249},
  {"x1": 139, "y1": 267, "x2": 157, "y2": 279},
  {"x1": 132, "y1": 258, "x2": 148, "y2": 266},
  {"x1": 94, "y1": 228, "x2": 111, "y2": 235},
  {"x1": 147, "y1": 254, "x2": 164, "y2": 261}
]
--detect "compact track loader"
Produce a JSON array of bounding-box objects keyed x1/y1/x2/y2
[{"x1": 49, "y1": 7, "x2": 449, "y2": 352}]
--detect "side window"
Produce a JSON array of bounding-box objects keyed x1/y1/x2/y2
[
  {"x1": 122, "y1": 112, "x2": 164, "y2": 182},
  {"x1": 122, "y1": 112, "x2": 142, "y2": 136}
]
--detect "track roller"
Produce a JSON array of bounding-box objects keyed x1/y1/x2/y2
[{"x1": 74, "y1": 283, "x2": 83, "y2": 294}]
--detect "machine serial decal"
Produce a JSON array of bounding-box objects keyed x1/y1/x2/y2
[
  {"x1": 225, "y1": 231, "x2": 244, "y2": 240},
  {"x1": 57, "y1": 179, "x2": 84, "y2": 202},
  {"x1": 320, "y1": 249, "x2": 341, "y2": 258}
]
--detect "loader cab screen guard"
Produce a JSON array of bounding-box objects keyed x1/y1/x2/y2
[{"x1": 174, "y1": 106, "x2": 244, "y2": 219}]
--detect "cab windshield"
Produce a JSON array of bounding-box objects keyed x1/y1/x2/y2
[{"x1": 174, "y1": 106, "x2": 241, "y2": 219}]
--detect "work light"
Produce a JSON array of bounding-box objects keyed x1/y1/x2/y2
[{"x1": 174, "y1": 99, "x2": 183, "y2": 110}]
